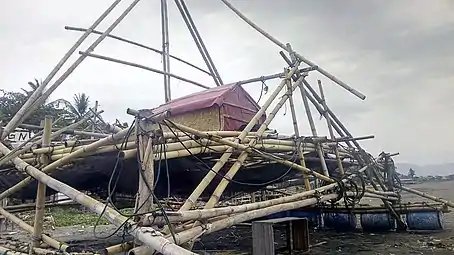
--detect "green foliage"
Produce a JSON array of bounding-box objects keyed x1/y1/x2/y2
[
  {"x1": 21, "y1": 207, "x2": 135, "y2": 228},
  {"x1": 47, "y1": 207, "x2": 109, "y2": 227},
  {"x1": 0, "y1": 78, "x2": 93, "y2": 129},
  {"x1": 0, "y1": 89, "x2": 70, "y2": 127},
  {"x1": 63, "y1": 93, "x2": 91, "y2": 122}
]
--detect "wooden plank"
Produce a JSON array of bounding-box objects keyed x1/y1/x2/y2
[
  {"x1": 292, "y1": 218, "x2": 310, "y2": 252},
  {"x1": 252, "y1": 222, "x2": 274, "y2": 255}
]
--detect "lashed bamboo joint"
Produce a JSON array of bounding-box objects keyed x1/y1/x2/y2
[{"x1": 0, "y1": 1, "x2": 451, "y2": 254}]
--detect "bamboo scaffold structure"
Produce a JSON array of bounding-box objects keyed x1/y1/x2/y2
[{"x1": 0, "y1": 1, "x2": 453, "y2": 255}]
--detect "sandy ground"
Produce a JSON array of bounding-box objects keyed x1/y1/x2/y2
[{"x1": 1, "y1": 180, "x2": 454, "y2": 254}]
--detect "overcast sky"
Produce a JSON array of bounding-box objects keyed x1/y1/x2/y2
[{"x1": 1, "y1": 0, "x2": 453, "y2": 165}]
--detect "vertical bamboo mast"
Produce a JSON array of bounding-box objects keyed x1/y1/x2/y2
[
  {"x1": 32, "y1": 116, "x2": 52, "y2": 249},
  {"x1": 317, "y1": 80, "x2": 344, "y2": 175},
  {"x1": 204, "y1": 75, "x2": 305, "y2": 209},
  {"x1": 161, "y1": 0, "x2": 171, "y2": 102},
  {"x1": 0, "y1": 0, "x2": 122, "y2": 140},
  {"x1": 178, "y1": 65, "x2": 300, "y2": 211},
  {"x1": 174, "y1": 0, "x2": 223, "y2": 86},
  {"x1": 285, "y1": 70, "x2": 311, "y2": 191},
  {"x1": 135, "y1": 119, "x2": 154, "y2": 216},
  {"x1": 297, "y1": 83, "x2": 329, "y2": 177}
]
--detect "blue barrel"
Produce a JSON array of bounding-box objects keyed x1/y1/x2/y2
[
  {"x1": 406, "y1": 211, "x2": 444, "y2": 231},
  {"x1": 289, "y1": 209, "x2": 320, "y2": 226},
  {"x1": 360, "y1": 213, "x2": 396, "y2": 232},
  {"x1": 259, "y1": 211, "x2": 289, "y2": 220},
  {"x1": 323, "y1": 213, "x2": 357, "y2": 231}
]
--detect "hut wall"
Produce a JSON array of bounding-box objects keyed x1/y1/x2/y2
[{"x1": 162, "y1": 106, "x2": 221, "y2": 132}]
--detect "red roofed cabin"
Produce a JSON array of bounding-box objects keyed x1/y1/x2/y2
[{"x1": 141, "y1": 84, "x2": 265, "y2": 131}]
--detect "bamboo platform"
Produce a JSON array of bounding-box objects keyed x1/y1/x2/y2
[{"x1": 0, "y1": 1, "x2": 453, "y2": 255}]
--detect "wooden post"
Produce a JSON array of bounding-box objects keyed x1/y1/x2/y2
[
  {"x1": 292, "y1": 218, "x2": 310, "y2": 252},
  {"x1": 252, "y1": 217, "x2": 310, "y2": 255},
  {"x1": 285, "y1": 69, "x2": 311, "y2": 190},
  {"x1": 32, "y1": 116, "x2": 52, "y2": 250},
  {"x1": 91, "y1": 101, "x2": 98, "y2": 139},
  {"x1": 317, "y1": 80, "x2": 344, "y2": 175},
  {"x1": 134, "y1": 119, "x2": 154, "y2": 219},
  {"x1": 252, "y1": 221, "x2": 274, "y2": 255}
]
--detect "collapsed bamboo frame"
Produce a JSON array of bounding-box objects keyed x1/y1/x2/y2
[{"x1": 0, "y1": 1, "x2": 452, "y2": 255}]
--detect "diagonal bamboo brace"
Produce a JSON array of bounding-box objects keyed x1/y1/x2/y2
[
  {"x1": 204, "y1": 75, "x2": 305, "y2": 208},
  {"x1": 177, "y1": 64, "x2": 301, "y2": 211}
]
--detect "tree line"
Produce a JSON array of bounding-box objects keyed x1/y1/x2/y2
[{"x1": 0, "y1": 78, "x2": 93, "y2": 129}]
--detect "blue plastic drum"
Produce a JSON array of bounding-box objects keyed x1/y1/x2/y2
[
  {"x1": 289, "y1": 209, "x2": 321, "y2": 226},
  {"x1": 360, "y1": 213, "x2": 396, "y2": 232},
  {"x1": 323, "y1": 212, "x2": 357, "y2": 231},
  {"x1": 406, "y1": 211, "x2": 444, "y2": 231}
]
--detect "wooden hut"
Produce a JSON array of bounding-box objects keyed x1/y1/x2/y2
[{"x1": 139, "y1": 84, "x2": 266, "y2": 131}]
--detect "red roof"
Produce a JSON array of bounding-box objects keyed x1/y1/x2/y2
[{"x1": 150, "y1": 84, "x2": 260, "y2": 116}]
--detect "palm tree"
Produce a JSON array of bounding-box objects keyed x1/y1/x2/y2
[
  {"x1": 22, "y1": 78, "x2": 42, "y2": 97},
  {"x1": 64, "y1": 93, "x2": 90, "y2": 122}
]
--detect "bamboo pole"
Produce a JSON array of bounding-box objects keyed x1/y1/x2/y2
[
  {"x1": 317, "y1": 80, "x2": 344, "y2": 175},
  {"x1": 234, "y1": 66, "x2": 317, "y2": 86},
  {"x1": 400, "y1": 186, "x2": 454, "y2": 208},
  {"x1": 65, "y1": 26, "x2": 211, "y2": 76},
  {"x1": 284, "y1": 69, "x2": 311, "y2": 190},
  {"x1": 177, "y1": 65, "x2": 300, "y2": 211},
  {"x1": 80, "y1": 52, "x2": 210, "y2": 89},
  {"x1": 21, "y1": 136, "x2": 351, "y2": 159},
  {"x1": 204, "y1": 75, "x2": 305, "y2": 209},
  {"x1": 141, "y1": 179, "x2": 347, "y2": 226},
  {"x1": 161, "y1": 0, "x2": 171, "y2": 101},
  {"x1": 219, "y1": 0, "x2": 365, "y2": 100},
  {"x1": 22, "y1": 0, "x2": 141, "y2": 137},
  {"x1": 0, "y1": 1, "x2": 122, "y2": 140},
  {"x1": 128, "y1": 246, "x2": 155, "y2": 255},
  {"x1": 0, "y1": 111, "x2": 100, "y2": 167},
  {"x1": 173, "y1": 193, "x2": 339, "y2": 245},
  {"x1": 135, "y1": 126, "x2": 154, "y2": 216},
  {"x1": 162, "y1": 122, "x2": 394, "y2": 199},
  {"x1": 32, "y1": 116, "x2": 52, "y2": 249},
  {"x1": 0, "y1": 207, "x2": 68, "y2": 251},
  {"x1": 174, "y1": 0, "x2": 223, "y2": 86},
  {"x1": 101, "y1": 242, "x2": 133, "y2": 255},
  {"x1": 297, "y1": 82, "x2": 329, "y2": 177},
  {"x1": 24, "y1": 0, "x2": 140, "y2": 129},
  {"x1": 167, "y1": 121, "x2": 334, "y2": 183},
  {"x1": 17, "y1": 124, "x2": 109, "y2": 138},
  {"x1": 0, "y1": 246, "x2": 27, "y2": 255},
  {"x1": 0, "y1": 127, "x2": 129, "y2": 200},
  {"x1": 0, "y1": 141, "x2": 193, "y2": 254}
]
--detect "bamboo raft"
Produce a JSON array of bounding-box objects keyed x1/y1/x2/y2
[{"x1": 0, "y1": 1, "x2": 453, "y2": 255}]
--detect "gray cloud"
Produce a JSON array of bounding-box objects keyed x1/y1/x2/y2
[{"x1": 1, "y1": 0, "x2": 453, "y2": 165}]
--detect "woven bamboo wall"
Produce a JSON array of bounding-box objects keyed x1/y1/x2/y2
[{"x1": 162, "y1": 107, "x2": 222, "y2": 132}]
